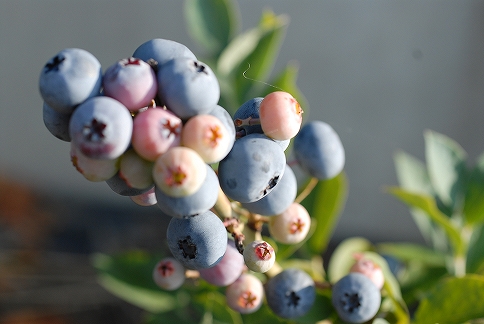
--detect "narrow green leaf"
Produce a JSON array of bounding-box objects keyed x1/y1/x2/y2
[
  {"x1": 466, "y1": 225, "x2": 484, "y2": 273},
  {"x1": 376, "y1": 242, "x2": 447, "y2": 268},
  {"x1": 414, "y1": 274, "x2": 484, "y2": 324},
  {"x1": 217, "y1": 10, "x2": 289, "y2": 103},
  {"x1": 327, "y1": 237, "x2": 373, "y2": 283},
  {"x1": 387, "y1": 187, "x2": 464, "y2": 255},
  {"x1": 302, "y1": 172, "x2": 348, "y2": 255},
  {"x1": 97, "y1": 273, "x2": 177, "y2": 313},
  {"x1": 393, "y1": 150, "x2": 450, "y2": 250},
  {"x1": 184, "y1": 0, "x2": 239, "y2": 56},
  {"x1": 92, "y1": 251, "x2": 182, "y2": 313},
  {"x1": 464, "y1": 152, "x2": 484, "y2": 224},
  {"x1": 424, "y1": 130, "x2": 467, "y2": 209}
]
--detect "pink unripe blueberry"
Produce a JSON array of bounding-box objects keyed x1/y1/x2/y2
[
  {"x1": 103, "y1": 57, "x2": 157, "y2": 112},
  {"x1": 226, "y1": 273, "x2": 264, "y2": 314},
  {"x1": 152, "y1": 146, "x2": 207, "y2": 197},
  {"x1": 259, "y1": 91, "x2": 303, "y2": 141},
  {"x1": 243, "y1": 240, "x2": 275, "y2": 273},
  {"x1": 119, "y1": 149, "x2": 154, "y2": 190},
  {"x1": 153, "y1": 257, "x2": 186, "y2": 290},
  {"x1": 181, "y1": 114, "x2": 232, "y2": 163},
  {"x1": 70, "y1": 143, "x2": 119, "y2": 182},
  {"x1": 132, "y1": 107, "x2": 182, "y2": 161},
  {"x1": 349, "y1": 255, "x2": 385, "y2": 290},
  {"x1": 199, "y1": 239, "x2": 245, "y2": 287},
  {"x1": 269, "y1": 202, "x2": 311, "y2": 245}
]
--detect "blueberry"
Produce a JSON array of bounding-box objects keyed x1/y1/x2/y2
[
  {"x1": 218, "y1": 133, "x2": 286, "y2": 203},
  {"x1": 241, "y1": 164, "x2": 297, "y2": 216},
  {"x1": 331, "y1": 272, "x2": 381, "y2": 323},
  {"x1": 166, "y1": 210, "x2": 227, "y2": 270},
  {"x1": 133, "y1": 38, "x2": 197, "y2": 67},
  {"x1": 105, "y1": 173, "x2": 153, "y2": 197},
  {"x1": 199, "y1": 239, "x2": 244, "y2": 287},
  {"x1": 103, "y1": 57, "x2": 158, "y2": 111},
  {"x1": 233, "y1": 97, "x2": 290, "y2": 150},
  {"x1": 207, "y1": 105, "x2": 236, "y2": 157},
  {"x1": 226, "y1": 273, "x2": 264, "y2": 314},
  {"x1": 69, "y1": 96, "x2": 133, "y2": 160},
  {"x1": 42, "y1": 102, "x2": 71, "y2": 142},
  {"x1": 265, "y1": 268, "x2": 316, "y2": 319},
  {"x1": 39, "y1": 48, "x2": 102, "y2": 114},
  {"x1": 155, "y1": 164, "x2": 219, "y2": 218},
  {"x1": 157, "y1": 58, "x2": 220, "y2": 120},
  {"x1": 293, "y1": 121, "x2": 345, "y2": 180},
  {"x1": 233, "y1": 97, "x2": 264, "y2": 135}
]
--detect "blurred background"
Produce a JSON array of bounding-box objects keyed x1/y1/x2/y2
[{"x1": 1, "y1": 0, "x2": 484, "y2": 322}]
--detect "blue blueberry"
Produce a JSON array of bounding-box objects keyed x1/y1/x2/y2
[
  {"x1": 293, "y1": 120, "x2": 345, "y2": 180},
  {"x1": 157, "y1": 58, "x2": 220, "y2": 120},
  {"x1": 155, "y1": 164, "x2": 219, "y2": 218},
  {"x1": 133, "y1": 38, "x2": 196, "y2": 67},
  {"x1": 39, "y1": 48, "x2": 102, "y2": 114},
  {"x1": 166, "y1": 210, "x2": 227, "y2": 270},
  {"x1": 331, "y1": 272, "x2": 381, "y2": 323},
  {"x1": 69, "y1": 96, "x2": 133, "y2": 160},
  {"x1": 265, "y1": 268, "x2": 316, "y2": 319},
  {"x1": 42, "y1": 102, "x2": 71, "y2": 142},
  {"x1": 233, "y1": 97, "x2": 263, "y2": 135},
  {"x1": 218, "y1": 134, "x2": 286, "y2": 203},
  {"x1": 241, "y1": 164, "x2": 297, "y2": 216}
]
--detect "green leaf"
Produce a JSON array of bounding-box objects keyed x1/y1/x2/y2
[
  {"x1": 414, "y1": 274, "x2": 484, "y2": 324},
  {"x1": 424, "y1": 130, "x2": 467, "y2": 209},
  {"x1": 387, "y1": 187, "x2": 464, "y2": 255},
  {"x1": 393, "y1": 150, "x2": 433, "y2": 195},
  {"x1": 327, "y1": 237, "x2": 373, "y2": 283},
  {"x1": 466, "y1": 225, "x2": 484, "y2": 273},
  {"x1": 464, "y1": 152, "x2": 484, "y2": 224},
  {"x1": 376, "y1": 242, "x2": 447, "y2": 268},
  {"x1": 92, "y1": 251, "x2": 183, "y2": 313},
  {"x1": 393, "y1": 150, "x2": 450, "y2": 250},
  {"x1": 218, "y1": 10, "x2": 289, "y2": 103},
  {"x1": 302, "y1": 172, "x2": 348, "y2": 255},
  {"x1": 184, "y1": 0, "x2": 239, "y2": 57}
]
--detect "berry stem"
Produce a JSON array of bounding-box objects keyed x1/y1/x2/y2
[
  {"x1": 295, "y1": 177, "x2": 319, "y2": 203},
  {"x1": 213, "y1": 187, "x2": 233, "y2": 219},
  {"x1": 234, "y1": 117, "x2": 261, "y2": 127}
]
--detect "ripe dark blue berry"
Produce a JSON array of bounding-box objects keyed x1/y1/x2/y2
[
  {"x1": 265, "y1": 268, "x2": 316, "y2": 319},
  {"x1": 331, "y1": 272, "x2": 381, "y2": 323}
]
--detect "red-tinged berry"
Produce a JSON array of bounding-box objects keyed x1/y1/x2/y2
[
  {"x1": 259, "y1": 91, "x2": 303, "y2": 141},
  {"x1": 349, "y1": 255, "x2": 385, "y2": 290},
  {"x1": 132, "y1": 107, "x2": 182, "y2": 161},
  {"x1": 243, "y1": 240, "x2": 275, "y2": 273},
  {"x1": 269, "y1": 202, "x2": 311, "y2": 244},
  {"x1": 181, "y1": 114, "x2": 232, "y2": 163},
  {"x1": 226, "y1": 273, "x2": 264, "y2": 314},
  {"x1": 152, "y1": 147, "x2": 207, "y2": 197},
  {"x1": 153, "y1": 257, "x2": 185, "y2": 290}
]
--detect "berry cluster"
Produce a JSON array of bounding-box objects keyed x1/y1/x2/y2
[{"x1": 39, "y1": 38, "x2": 373, "y2": 321}]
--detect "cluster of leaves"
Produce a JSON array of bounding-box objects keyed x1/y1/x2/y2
[
  {"x1": 382, "y1": 130, "x2": 484, "y2": 323},
  {"x1": 92, "y1": 1, "x2": 484, "y2": 323}
]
